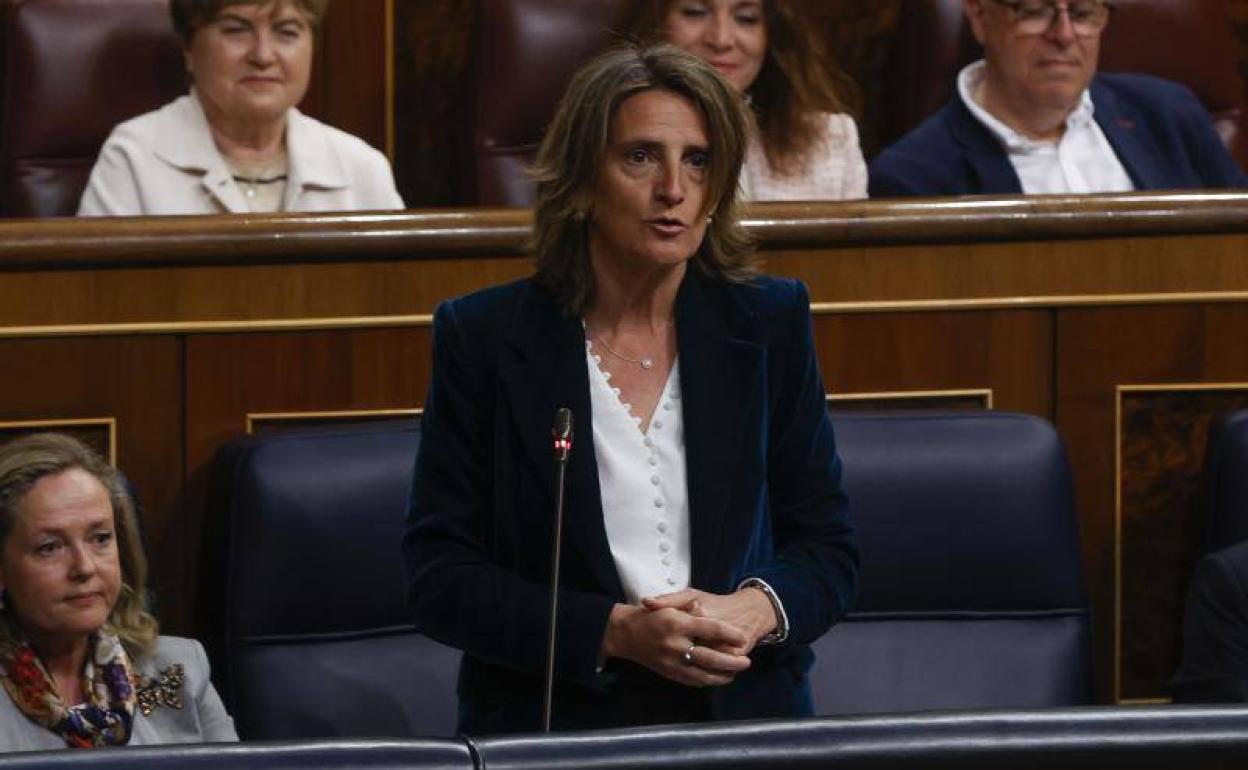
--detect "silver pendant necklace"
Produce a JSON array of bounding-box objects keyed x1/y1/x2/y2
[{"x1": 594, "y1": 335, "x2": 655, "y2": 370}]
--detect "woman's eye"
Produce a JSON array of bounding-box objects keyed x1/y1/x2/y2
[
  {"x1": 687, "y1": 152, "x2": 710, "y2": 170},
  {"x1": 276, "y1": 25, "x2": 304, "y2": 40},
  {"x1": 626, "y1": 149, "x2": 651, "y2": 164},
  {"x1": 35, "y1": 541, "x2": 60, "y2": 556},
  {"x1": 677, "y1": 2, "x2": 709, "y2": 18},
  {"x1": 91, "y1": 531, "x2": 114, "y2": 546}
]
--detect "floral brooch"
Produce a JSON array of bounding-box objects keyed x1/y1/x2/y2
[{"x1": 135, "y1": 663, "x2": 185, "y2": 716}]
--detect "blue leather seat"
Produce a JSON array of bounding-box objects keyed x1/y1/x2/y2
[
  {"x1": 812, "y1": 411, "x2": 1092, "y2": 714},
  {"x1": 200, "y1": 420, "x2": 461, "y2": 740},
  {"x1": 1198, "y1": 409, "x2": 1248, "y2": 553}
]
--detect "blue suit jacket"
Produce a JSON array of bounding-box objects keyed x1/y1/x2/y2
[
  {"x1": 870, "y1": 73, "x2": 1248, "y2": 197},
  {"x1": 404, "y1": 269, "x2": 858, "y2": 734}
]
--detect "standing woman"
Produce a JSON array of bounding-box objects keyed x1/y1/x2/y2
[
  {"x1": 405, "y1": 43, "x2": 857, "y2": 735},
  {"x1": 634, "y1": 0, "x2": 867, "y2": 201},
  {"x1": 0, "y1": 434, "x2": 235, "y2": 751},
  {"x1": 79, "y1": 0, "x2": 403, "y2": 216}
]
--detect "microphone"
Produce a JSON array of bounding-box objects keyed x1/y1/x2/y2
[{"x1": 542, "y1": 407, "x2": 573, "y2": 732}]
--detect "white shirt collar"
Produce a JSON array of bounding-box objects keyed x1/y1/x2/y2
[{"x1": 956, "y1": 59, "x2": 1095, "y2": 152}]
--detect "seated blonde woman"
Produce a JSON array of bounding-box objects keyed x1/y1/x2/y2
[
  {"x1": 79, "y1": 0, "x2": 403, "y2": 215},
  {"x1": 0, "y1": 434, "x2": 235, "y2": 751}
]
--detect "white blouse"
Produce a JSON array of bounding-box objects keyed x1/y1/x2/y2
[
  {"x1": 586, "y1": 342, "x2": 691, "y2": 605},
  {"x1": 739, "y1": 112, "x2": 868, "y2": 202}
]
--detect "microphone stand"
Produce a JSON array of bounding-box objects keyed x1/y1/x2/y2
[{"x1": 542, "y1": 407, "x2": 573, "y2": 732}]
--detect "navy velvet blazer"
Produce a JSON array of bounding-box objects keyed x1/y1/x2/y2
[
  {"x1": 404, "y1": 269, "x2": 858, "y2": 734},
  {"x1": 870, "y1": 73, "x2": 1248, "y2": 197}
]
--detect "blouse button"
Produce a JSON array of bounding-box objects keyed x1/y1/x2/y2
[
  {"x1": 659, "y1": 542, "x2": 671, "y2": 553},
  {"x1": 657, "y1": 522, "x2": 668, "y2": 534},
  {"x1": 643, "y1": 437, "x2": 653, "y2": 447},
  {"x1": 648, "y1": 457, "x2": 658, "y2": 467},
  {"x1": 662, "y1": 557, "x2": 671, "y2": 566},
  {"x1": 654, "y1": 498, "x2": 664, "y2": 508},
  {"x1": 667, "y1": 577, "x2": 677, "y2": 586},
  {"x1": 663, "y1": 402, "x2": 672, "y2": 411},
  {"x1": 653, "y1": 420, "x2": 663, "y2": 429},
  {"x1": 650, "y1": 475, "x2": 660, "y2": 485}
]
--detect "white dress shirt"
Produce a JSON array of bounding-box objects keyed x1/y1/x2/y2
[
  {"x1": 957, "y1": 60, "x2": 1135, "y2": 194},
  {"x1": 587, "y1": 343, "x2": 691, "y2": 605}
]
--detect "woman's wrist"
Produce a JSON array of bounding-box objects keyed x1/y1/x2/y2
[
  {"x1": 738, "y1": 586, "x2": 780, "y2": 642},
  {"x1": 599, "y1": 603, "x2": 639, "y2": 662}
]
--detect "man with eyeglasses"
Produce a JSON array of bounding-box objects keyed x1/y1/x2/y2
[{"x1": 870, "y1": 0, "x2": 1246, "y2": 197}]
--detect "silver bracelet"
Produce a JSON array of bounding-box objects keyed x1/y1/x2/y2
[{"x1": 739, "y1": 578, "x2": 789, "y2": 645}]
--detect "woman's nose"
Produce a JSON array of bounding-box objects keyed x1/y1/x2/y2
[
  {"x1": 67, "y1": 542, "x2": 96, "y2": 579},
  {"x1": 655, "y1": 162, "x2": 686, "y2": 206},
  {"x1": 705, "y1": 13, "x2": 734, "y2": 50},
  {"x1": 250, "y1": 30, "x2": 278, "y2": 65}
]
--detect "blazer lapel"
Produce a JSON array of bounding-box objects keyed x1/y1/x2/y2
[
  {"x1": 498, "y1": 286, "x2": 625, "y2": 599},
  {"x1": 1091, "y1": 78, "x2": 1167, "y2": 190},
  {"x1": 948, "y1": 96, "x2": 1024, "y2": 194},
  {"x1": 677, "y1": 272, "x2": 765, "y2": 591}
]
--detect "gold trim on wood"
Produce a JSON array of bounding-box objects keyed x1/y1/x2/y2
[
  {"x1": 0, "y1": 314, "x2": 436, "y2": 340},
  {"x1": 810, "y1": 291, "x2": 1248, "y2": 316},
  {"x1": 245, "y1": 407, "x2": 422, "y2": 434},
  {"x1": 828, "y1": 388, "x2": 994, "y2": 408},
  {"x1": 0, "y1": 417, "x2": 118, "y2": 465},
  {"x1": 1113, "y1": 382, "x2": 1248, "y2": 704}
]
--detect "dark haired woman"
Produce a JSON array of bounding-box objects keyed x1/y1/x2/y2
[
  {"x1": 404, "y1": 43, "x2": 857, "y2": 735},
  {"x1": 634, "y1": 0, "x2": 867, "y2": 200}
]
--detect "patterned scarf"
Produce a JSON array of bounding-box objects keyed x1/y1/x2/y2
[{"x1": 0, "y1": 625, "x2": 136, "y2": 748}]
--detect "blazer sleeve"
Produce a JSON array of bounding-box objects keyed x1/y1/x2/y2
[
  {"x1": 77, "y1": 129, "x2": 146, "y2": 216},
  {"x1": 1172, "y1": 550, "x2": 1248, "y2": 703},
  {"x1": 747, "y1": 281, "x2": 859, "y2": 644},
  {"x1": 190, "y1": 640, "x2": 239, "y2": 742},
  {"x1": 403, "y1": 299, "x2": 616, "y2": 687}
]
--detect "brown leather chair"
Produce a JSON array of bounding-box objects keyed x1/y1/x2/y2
[
  {"x1": 880, "y1": 0, "x2": 1248, "y2": 170},
  {"x1": 0, "y1": 0, "x2": 184, "y2": 217},
  {"x1": 468, "y1": 0, "x2": 632, "y2": 206}
]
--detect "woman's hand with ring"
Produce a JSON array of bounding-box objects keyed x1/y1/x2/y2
[{"x1": 599, "y1": 604, "x2": 751, "y2": 687}]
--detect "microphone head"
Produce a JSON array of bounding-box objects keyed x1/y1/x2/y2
[{"x1": 552, "y1": 407, "x2": 573, "y2": 460}]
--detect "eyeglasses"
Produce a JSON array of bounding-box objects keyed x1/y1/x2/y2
[{"x1": 989, "y1": 0, "x2": 1112, "y2": 37}]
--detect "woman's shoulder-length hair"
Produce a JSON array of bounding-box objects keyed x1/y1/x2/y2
[
  {"x1": 630, "y1": 0, "x2": 857, "y2": 176},
  {"x1": 529, "y1": 43, "x2": 756, "y2": 316},
  {"x1": 0, "y1": 433, "x2": 158, "y2": 657}
]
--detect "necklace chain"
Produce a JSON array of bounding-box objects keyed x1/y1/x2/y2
[{"x1": 593, "y1": 334, "x2": 655, "y2": 370}]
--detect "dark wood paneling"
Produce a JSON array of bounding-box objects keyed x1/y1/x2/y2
[
  {"x1": 1118, "y1": 389, "x2": 1248, "y2": 700},
  {"x1": 303, "y1": 0, "x2": 389, "y2": 153},
  {"x1": 1058, "y1": 304, "x2": 1248, "y2": 703},
  {"x1": 813, "y1": 310, "x2": 1053, "y2": 419},
  {"x1": 0, "y1": 337, "x2": 183, "y2": 627}
]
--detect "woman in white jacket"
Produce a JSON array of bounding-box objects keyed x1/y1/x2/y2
[{"x1": 79, "y1": 0, "x2": 403, "y2": 216}]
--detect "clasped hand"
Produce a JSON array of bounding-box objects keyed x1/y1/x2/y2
[{"x1": 599, "y1": 587, "x2": 777, "y2": 688}]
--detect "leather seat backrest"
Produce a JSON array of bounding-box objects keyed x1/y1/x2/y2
[
  {"x1": 813, "y1": 411, "x2": 1092, "y2": 714},
  {"x1": 200, "y1": 420, "x2": 461, "y2": 740},
  {"x1": 880, "y1": 0, "x2": 1248, "y2": 170},
  {"x1": 0, "y1": 0, "x2": 185, "y2": 217},
  {"x1": 1199, "y1": 410, "x2": 1248, "y2": 553},
  {"x1": 469, "y1": 0, "x2": 632, "y2": 206}
]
